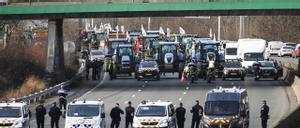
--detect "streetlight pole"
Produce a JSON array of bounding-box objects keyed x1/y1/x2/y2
[
  {"x1": 239, "y1": 16, "x2": 245, "y2": 39},
  {"x1": 217, "y1": 16, "x2": 221, "y2": 41}
]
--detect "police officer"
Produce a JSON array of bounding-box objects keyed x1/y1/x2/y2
[
  {"x1": 49, "y1": 102, "x2": 62, "y2": 128},
  {"x1": 109, "y1": 61, "x2": 114, "y2": 80},
  {"x1": 110, "y1": 103, "x2": 124, "y2": 128},
  {"x1": 261, "y1": 100, "x2": 270, "y2": 128},
  {"x1": 125, "y1": 101, "x2": 135, "y2": 128},
  {"x1": 35, "y1": 100, "x2": 46, "y2": 128},
  {"x1": 57, "y1": 86, "x2": 67, "y2": 111},
  {"x1": 190, "y1": 100, "x2": 203, "y2": 128},
  {"x1": 92, "y1": 59, "x2": 98, "y2": 80},
  {"x1": 85, "y1": 59, "x2": 91, "y2": 80},
  {"x1": 176, "y1": 102, "x2": 186, "y2": 128}
]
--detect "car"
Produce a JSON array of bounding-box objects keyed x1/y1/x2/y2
[
  {"x1": 222, "y1": 60, "x2": 246, "y2": 80},
  {"x1": 202, "y1": 86, "x2": 249, "y2": 128},
  {"x1": 133, "y1": 100, "x2": 176, "y2": 128},
  {"x1": 90, "y1": 49, "x2": 106, "y2": 61},
  {"x1": 65, "y1": 100, "x2": 106, "y2": 128},
  {"x1": 292, "y1": 44, "x2": 300, "y2": 58},
  {"x1": 278, "y1": 46, "x2": 294, "y2": 57},
  {"x1": 0, "y1": 101, "x2": 31, "y2": 128},
  {"x1": 254, "y1": 61, "x2": 281, "y2": 80},
  {"x1": 136, "y1": 60, "x2": 160, "y2": 81}
]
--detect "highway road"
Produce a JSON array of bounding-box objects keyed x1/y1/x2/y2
[{"x1": 29, "y1": 72, "x2": 297, "y2": 128}]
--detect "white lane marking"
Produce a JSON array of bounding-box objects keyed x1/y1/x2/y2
[
  {"x1": 179, "y1": 98, "x2": 182, "y2": 101},
  {"x1": 78, "y1": 72, "x2": 107, "y2": 100},
  {"x1": 132, "y1": 95, "x2": 136, "y2": 98},
  {"x1": 142, "y1": 85, "x2": 145, "y2": 88},
  {"x1": 138, "y1": 89, "x2": 142, "y2": 92},
  {"x1": 183, "y1": 92, "x2": 187, "y2": 95},
  {"x1": 186, "y1": 87, "x2": 189, "y2": 90}
]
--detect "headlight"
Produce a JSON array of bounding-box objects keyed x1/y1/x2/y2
[
  {"x1": 133, "y1": 118, "x2": 139, "y2": 127},
  {"x1": 13, "y1": 120, "x2": 23, "y2": 128},
  {"x1": 158, "y1": 119, "x2": 168, "y2": 127},
  {"x1": 224, "y1": 69, "x2": 229, "y2": 74},
  {"x1": 138, "y1": 68, "x2": 143, "y2": 73}
]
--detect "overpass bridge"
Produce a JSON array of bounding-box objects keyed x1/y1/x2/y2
[{"x1": 1, "y1": 1, "x2": 300, "y2": 127}]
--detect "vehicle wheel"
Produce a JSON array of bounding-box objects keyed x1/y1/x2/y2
[
  {"x1": 208, "y1": 77, "x2": 211, "y2": 83},
  {"x1": 156, "y1": 75, "x2": 160, "y2": 81},
  {"x1": 241, "y1": 77, "x2": 245, "y2": 81},
  {"x1": 129, "y1": 73, "x2": 132, "y2": 76},
  {"x1": 274, "y1": 76, "x2": 278, "y2": 80},
  {"x1": 178, "y1": 72, "x2": 182, "y2": 79},
  {"x1": 137, "y1": 78, "x2": 141, "y2": 81},
  {"x1": 191, "y1": 77, "x2": 194, "y2": 83},
  {"x1": 255, "y1": 77, "x2": 259, "y2": 81},
  {"x1": 222, "y1": 76, "x2": 226, "y2": 80}
]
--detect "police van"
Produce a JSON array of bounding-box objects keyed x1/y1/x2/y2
[
  {"x1": 133, "y1": 100, "x2": 176, "y2": 128},
  {"x1": 65, "y1": 100, "x2": 106, "y2": 128},
  {"x1": 0, "y1": 101, "x2": 30, "y2": 128},
  {"x1": 202, "y1": 87, "x2": 249, "y2": 128}
]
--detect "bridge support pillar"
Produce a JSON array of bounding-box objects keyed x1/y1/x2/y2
[{"x1": 46, "y1": 19, "x2": 65, "y2": 82}]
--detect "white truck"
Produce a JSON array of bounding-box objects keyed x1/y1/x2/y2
[
  {"x1": 65, "y1": 100, "x2": 106, "y2": 128},
  {"x1": 237, "y1": 39, "x2": 266, "y2": 72},
  {"x1": 224, "y1": 41, "x2": 239, "y2": 60},
  {"x1": 133, "y1": 101, "x2": 176, "y2": 128},
  {"x1": 0, "y1": 101, "x2": 31, "y2": 128},
  {"x1": 266, "y1": 41, "x2": 283, "y2": 57}
]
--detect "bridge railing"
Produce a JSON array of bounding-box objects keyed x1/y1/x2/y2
[{"x1": 15, "y1": 61, "x2": 85, "y2": 104}]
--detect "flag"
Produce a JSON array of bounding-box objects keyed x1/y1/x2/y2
[
  {"x1": 167, "y1": 28, "x2": 171, "y2": 37},
  {"x1": 179, "y1": 27, "x2": 186, "y2": 35},
  {"x1": 141, "y1": 24, "x2": 147, "y2": 36},
  {"x1": 159, "y1": 26, "x2": 165, "y2": 35},
  {"x1": 121, "y1": 25, "x2": 125, "y2": 33}
]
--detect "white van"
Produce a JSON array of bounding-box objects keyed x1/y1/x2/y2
[
  {"x1": 266, "y1": 41, "x2": 283, "y2": 56},
  {"x1": 237, "y1": 39, "x2": 266, "y2": 72},
  {"x1": 0, "y1": 101, "x2": 30, "y2": 128},
  {"x1": 65, "y1": 100, "x2": 105, "y2": 128},
  {"x1": 133, "y1": 101, "x2": 176, "y2": 128},
  {"x1": 225, "y1": 41, "x2": 239, "y2": 60}
]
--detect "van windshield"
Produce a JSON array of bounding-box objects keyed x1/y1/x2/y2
[
  {"x1": 67, "y1": 105, "x2": 99, "y2": 117},
  {"x1": 205, "y1": 101, "x2": 239, "y2": 116},
  {"x1": 244, "y1": 53, "x2": 264, "y2": 61},
  {"x1": 0, "y1": 107, "x2": 22, "y2": 117},
  {"x1": 136, "y1": 106, "x2": 166, "y2": 117},
  {"x1": 226, "y1": 48, "x2": 237, "y2": 55}
]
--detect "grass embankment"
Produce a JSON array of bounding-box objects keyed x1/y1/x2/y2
[{"x1": 0, "y1": 44, "x2": 46, "y2": 100}]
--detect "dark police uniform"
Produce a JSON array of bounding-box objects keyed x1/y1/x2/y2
[
  {"x1": 261, "y1": 104, "x2": 269, "y2": 128},
  {"x1": 110, "y1": 106, "x2": 124, "y2": 128},
  {"x1": 35, "y1": 104, "x2": 46, "y2": 128},
  {"x1": 49, "y1": 103, "x2": 62, "y2": 128},
  {"x1": 125, "y1": 106, "x2": 135, "y2": 128},
  {"x1": 190, "y1": 103, "x2": 203, "y2": 128},
  {"x1": 176, "y1": 105, "x2": 186, "y2": 128}
]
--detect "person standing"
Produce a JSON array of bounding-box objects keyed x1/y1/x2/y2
[
  {"x1": 48, "y1": 102, "x2": 62, "y2": 128},
  {"x1": 261, "y1": 100, "x2": 270, "y2": 128},
  {"x1": 125, "y1": 101, "x2": 135, "y2": 128},
  {"x1": 110, "y1": 103, "x2": 124, "y2": 128},
  {"x1": 92, "y1": 60, "x2": 98, "y2": 80},
  {"x1": 176, "y1": 102, "x2": 186, "y2": 128},
  {"x1": 35, "y1": 100, "x2": 46, "y2": 128},
  {"x1": 190, "y1": 100, "x2": 203, "y2": 128}
]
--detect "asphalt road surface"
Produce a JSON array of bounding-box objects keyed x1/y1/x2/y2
[{"x1": 30, "y1": 73, "x2": 297, "y2": 128}]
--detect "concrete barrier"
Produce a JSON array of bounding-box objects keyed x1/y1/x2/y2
[
  {"x1": 275, "y1": 66, "x2": 300, "y2": 128},
  {"x1": 292, "y1": 76, "x2": 300, "y2": 104}
]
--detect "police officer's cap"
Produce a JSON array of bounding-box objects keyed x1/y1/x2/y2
[{"x1": 128, "y1": 101, "x2": 132, "y2": 104}]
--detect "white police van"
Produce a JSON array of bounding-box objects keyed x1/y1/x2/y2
[
  {"x1": 65, "y1": 100, "x2": 106, "y2": 128},
  {"x1": 133, "y1": 100, "x2": 176, "y2": 128},
  {"x1": 0, "y1": 101, "x2": 30, "y2": 128}
]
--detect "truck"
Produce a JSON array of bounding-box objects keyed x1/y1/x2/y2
[
  {"x1": 202, "y1": 86, "x2": 249, "y2": 128},
  {"x1": 237, "y1": 38, "x2": 266, "y2": 73},
  {"x1": 224, "y1": 41, "x2": 239, "y2": 60},
  {"x1": 154, "y1": 41, "x2": 185, "y2": 78},
  {"x1": 266, "y1": 41, "x2": 283, "y2": 57},
  {"x1": 197, "y1": 39, "x2": 225, "y2": 78}
]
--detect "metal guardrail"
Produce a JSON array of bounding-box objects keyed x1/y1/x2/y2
[{"x1": 15, "y1": 63, "x2": 85, "y2": 104}]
